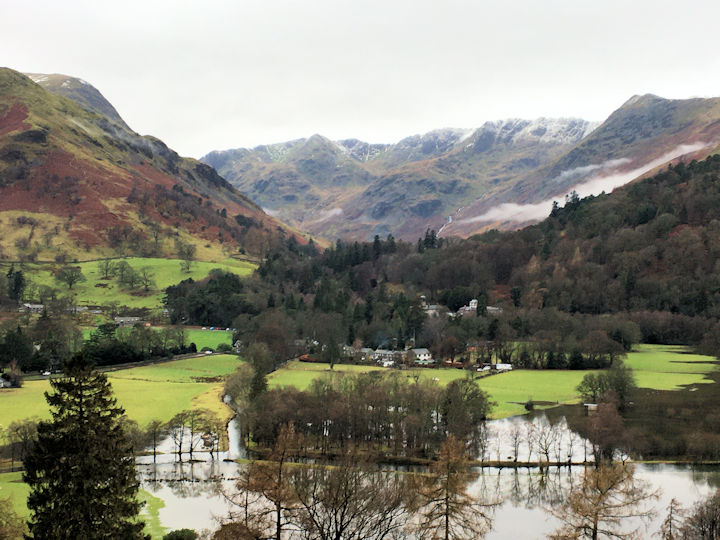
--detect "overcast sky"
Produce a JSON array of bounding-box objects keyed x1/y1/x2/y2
[{"x1": 3, "y1": 0, "x2": 720, "y2": 158}]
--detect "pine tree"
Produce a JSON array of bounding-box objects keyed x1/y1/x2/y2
[{"x1": 23, "y1": 355, "x2": 148, "y2": 539}]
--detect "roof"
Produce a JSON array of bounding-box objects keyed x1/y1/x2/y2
[{"x1": 412, "y1": 348, "x2": 431, "y2": 355}]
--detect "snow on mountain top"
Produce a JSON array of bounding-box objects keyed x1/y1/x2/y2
[{"x1": 475, "y1": 118, "x2": 596, "y2": 145}]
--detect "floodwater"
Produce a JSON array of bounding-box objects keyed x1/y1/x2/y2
[{"x1": 136, "y1": 415, "x2": 720, "y2": 537}]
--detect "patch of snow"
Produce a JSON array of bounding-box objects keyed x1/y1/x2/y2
[{"x1": 28, "y1": 74, "x2": 48, "y2": 83}]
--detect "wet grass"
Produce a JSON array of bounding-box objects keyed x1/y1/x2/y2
[
  {"x1": 267, "y1": 346, "x2": 719, "y2": 419},
  {"x1": 0, "y1": 471, "x2": 28, "y2": 518},
  {"x1": 0, "y1": 471, "x2": 168, "y2": 539},
  {"x1": 0, "y1": 354, "x2": 242, "y2": 428}
]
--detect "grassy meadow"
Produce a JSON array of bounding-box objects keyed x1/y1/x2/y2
[
  {"x1": 0, "y1": 471, "x2": 166, "y2": 539},
  {"x1": 0, "y1": 354, "x2": 242, "y2": 429},
  {"x1": 80, "y1": 327, "x2": 233, "y2": 351},
  {"x1": 4, "y1": 257, "x2": 255, "y2": 309},
  {"x1": 269, "y1": 345, "x2": 719, "y2": 419}
]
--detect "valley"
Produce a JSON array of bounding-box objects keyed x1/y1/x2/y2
[{"x1": 3, "y1": 65, "x2": 720, "y2": 539}]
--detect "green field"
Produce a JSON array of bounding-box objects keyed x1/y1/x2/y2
[
  {"x1": 268, "y1": 345, "x2": 720, "y2": 419},
  {"x1": 0, "y1": 471, "x2": 166, "y2": 539},
  {"x1": 7, "y1": 257, "x2": 255, "y2": 309},
  {"x1": 0, "y1": 354, "x2": 242, "y2": 428},
  {"x1": 0, "y1": 472, "x2": 28, "y2": 518},
  {"x1": 625, "y1": 344, "x2": 718, "y2": 389},
  {"x1": 182, "y1": 328, "x2": 233, "y2": 350},
  {"x1": 81, "y1": 327, "x2": 233, "y2": 351}
]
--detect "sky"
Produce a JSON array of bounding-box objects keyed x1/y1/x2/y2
[{"x1": 3, "y1": 0, "x2": 720, "y2": 158}]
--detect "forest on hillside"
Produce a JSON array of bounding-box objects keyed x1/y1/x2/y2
[{"x1": 164, "y1": 155, "x2": 720, "y2": 371}]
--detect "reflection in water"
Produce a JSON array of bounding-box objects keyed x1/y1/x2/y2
[
  {"x1": 142, "y1": 462, "x2": 719, "y2": 538},
  {"x1": 137, "y1": 416, "x2": 720, "y2": 537}
]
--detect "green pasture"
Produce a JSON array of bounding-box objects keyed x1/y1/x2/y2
[
  {"x1": 7, "y1": 257, "x2": 255, "y2": 309},
  {"x1": 81, "y1": 327, "x2": 233, "y2": 350},
  {"x1": 0, "y1": 472, "x2": 28, "y2": 518},
  {"x1": 268, "y1": 361, "x2": 589, "y2": 418},
  {"x1": 475, "y1": 370, "x2": 593, "y2": 417},
  {"x1": 138, "y1": 490, "x2": 168, "y2": 539},
  {"x1": 625, "y1": 344, "x2": 718, "y2": 389},
  {"x1": 268, "y1": 361, "x2": 385, "y2": 390},
  {"x1": 183, "y1": 328, "x2": 233, "y2": 350},
  {"x1": 267, "y1": 345, "x2": 720, "y2": 419},
  {"x1": 0, "y1": 354, "x2": 241, "y2": 429},
  {"x1": 0, "y1": 471, "x2": 167, "y2": 539}
]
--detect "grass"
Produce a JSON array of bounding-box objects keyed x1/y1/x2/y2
[
  {"x1": 183, "y1": 328, "x2": 233, "y2": 350},
  {"x1": 268, "y1": 361, "x2": 385, "y2": 390},
  {"x1": 0, "y1": 471, "x2": 28, "y2": 518},
  {"x1": 625, "y1": 344, "x2": 718, "y2": 389},
  {"x1": 81, "y1": 327, "x2": 233, "y2": 351},
  {"x1": 138, "y1": 490, "x2": 168, "y2": 539},
  {"x1": 0, "y1": 471, "x2": 167, "y2": 539},
  {"x1": 4, "y1": 257, "x2": 255, "y2": 309},
  {"x1": 267, "y1": 345, "x2": 720, "y2": 419},
  {"x1": 0, "y1": 354, "x2": 242, "y2": 428},
  {"x1": 269, "y1": 361, "x2": 590, "y2": 419}
]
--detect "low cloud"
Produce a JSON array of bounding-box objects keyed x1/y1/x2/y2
[
  {"x1": 461, "y1": 142, "x2": 712, "y2": 224},
  {"x1": 307, "y1": 207, "x2": 344, "y2": 223}
]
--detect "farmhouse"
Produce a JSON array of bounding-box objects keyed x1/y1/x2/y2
[
  {"x1": 411, "y1": 348, "x2": 433, "y2": 362},
  {"x1": 20, "y1": 303, "x2": 45, "y2": 314}
]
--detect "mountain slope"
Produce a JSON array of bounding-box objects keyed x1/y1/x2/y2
[
  {"x1": 204, "y1": 118, "x2": 595, "y2": 240},
  {"x1": 440, "y1": 94, "x2": 720, "y2": 236},
  {"x1": 0, "y1": 68, "x2": 297, "y2": 261},
  {"x1": 205, "y1": 94, "x2": 720, "y2": 241}
]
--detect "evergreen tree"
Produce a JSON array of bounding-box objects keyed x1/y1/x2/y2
[{"x1": 23, "y1": 355, "x2": 148, "y2": 539}]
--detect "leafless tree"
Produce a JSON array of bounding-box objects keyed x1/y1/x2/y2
[
  {"x1": 656, "y1": 498, "x2": 685, "y2": 540},
  {"x1": 410, "y1": 436, "x2": 498, "y2": 540},
  {"x1": 548, "y1": 463, "x2": 659, "y2": 540},
  {"x1": 290, "y1": 449, "x2": 408, "y2": 540}
]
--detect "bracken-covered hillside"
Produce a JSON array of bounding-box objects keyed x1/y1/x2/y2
[{"x1": 0, "y1": 68, "x2": 301, "y2": 261}]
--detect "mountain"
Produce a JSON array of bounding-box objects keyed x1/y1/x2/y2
[
  {"x1": 0, "y1": 68, "x2": 298, "y2": 261},
  {"x1": 203, "y1": 118, "x2": 596, "y2": 240},
  {"x1": 205, "y1": 94, "x2": 720, "y2": 241},
  {"x1": 441, "y1": 94, "x2": 720, "y2": 236}
]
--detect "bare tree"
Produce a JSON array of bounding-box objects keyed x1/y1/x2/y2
[
  {"x1": 548, "y1": 463, "x2": 659, "y2": 540},
  {"x1": 290, "y1": 449, "x2": 409, "y2": 540},
  {"x1": 534, "y1": 417, "x2": 557, "y2": 464},
  {"x1": 145, "y1": 419, "x2": 168, "y2": 464},
  {"x1": 6, "y1": 417, "x2": 38, "y2": 470},
  {"x1": 411, "y1": 436, "x2": 498, "y2": 540},
  {"x1": 243, "y1": 423, "x2": 302, "y2": 540},
  {"x1": 656, "y1": 498, "x2": 685, "y2": 540},
  {"x1": 681, "y1": 490, "x2": 720, "y2": 539},
  {"x1": 508, "y1": 422, "x2": 523, "y2": 462},
  {"x1": 168, "y1": 410, "x2": 190, "y2": 462}
]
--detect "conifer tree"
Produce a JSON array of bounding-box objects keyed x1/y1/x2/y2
[{"x1": 23, "y1": 355, "x2": 148, "y2": 539}]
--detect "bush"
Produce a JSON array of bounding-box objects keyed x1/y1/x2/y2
[
  {"x1": 216, "y1": 343, "x2": 233, "y2": 352},
  {"x1": 163, "y1": 530, "x2": 198, "y2": 540}
]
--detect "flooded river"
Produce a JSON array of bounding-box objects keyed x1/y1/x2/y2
[{"x1": 136, "y1": 414, "x2": 719, "y2": 537}]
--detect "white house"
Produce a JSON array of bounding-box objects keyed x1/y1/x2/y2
[
  {"x1": 20, "y1": 303, "x2": 45, "y2": 314},
  {"x1": 411, "y1": 348, "x2": 433, "y2": 363}
]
